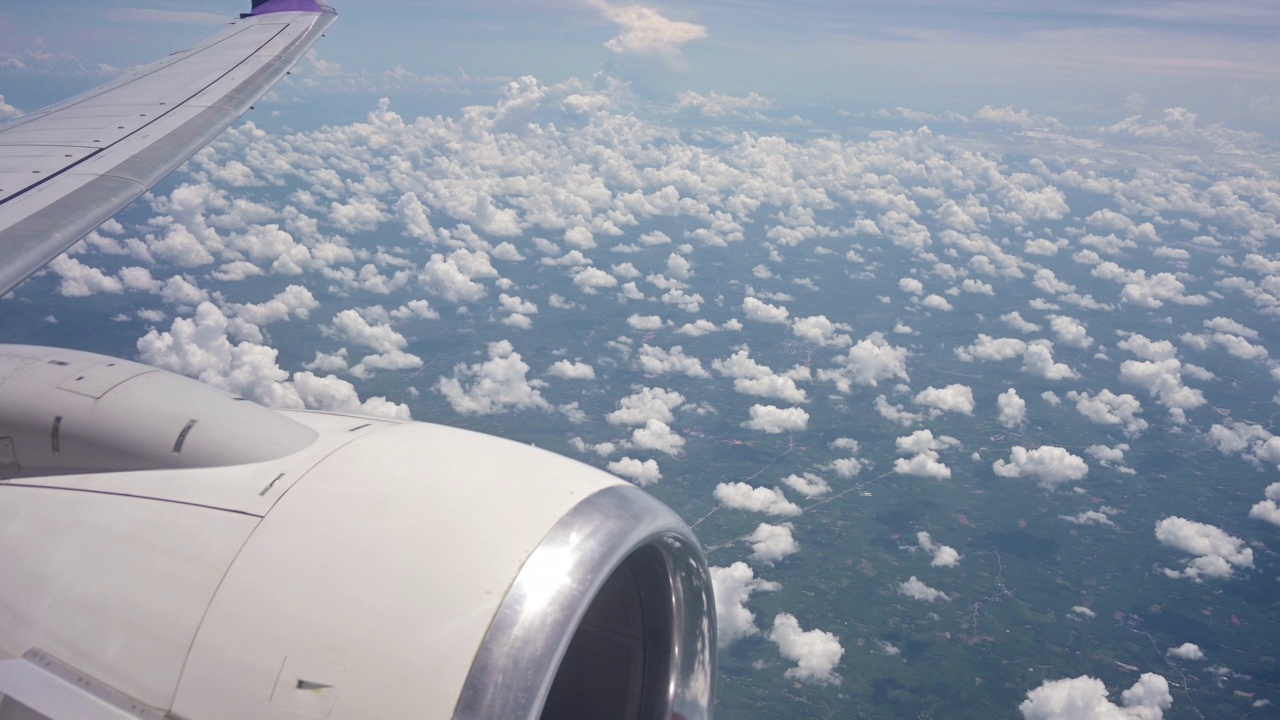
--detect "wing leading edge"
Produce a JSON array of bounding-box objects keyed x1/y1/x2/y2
[{"x1": 0, "y1": 0, "x2": 336, "y2": 297}]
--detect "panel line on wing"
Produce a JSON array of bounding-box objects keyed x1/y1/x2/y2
[{"x1": 0, "y1": 23, "x2": 292, "y2": 208}]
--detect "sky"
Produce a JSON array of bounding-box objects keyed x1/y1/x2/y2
[
  {"x1": 2, "y1": 2, "x2": 1280, "y2": 719},
  {"x1": 3, "y1": 0, "x2": 1280, "y2": 134}
]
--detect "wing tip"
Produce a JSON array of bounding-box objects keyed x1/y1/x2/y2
[{"x1": 242, "y1": 0, "x2": 334, "y2": 18}]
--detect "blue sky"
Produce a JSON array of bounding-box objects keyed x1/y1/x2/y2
[{"x1": 3, "y1": 1, "x2": 1279, "y2": 132}]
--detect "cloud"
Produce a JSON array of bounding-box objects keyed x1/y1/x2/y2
[
  {"x1": 955, "y1": 335, "x2": 1080, "y2": 381},
  {"x1": 997, "y1": 388, "x2": 1027, "y2": 429},
  {"x1": 389, "y1": 300, "x2": 439, "y2": 321},
  {"x1": 920, "y1": 294, "x2": 954, "y2": 311},
  {"x1": 791, "y1": 315, "x2": 852, "y2": 347},
  {"x1": 350, "y1": 349, "x2": 424, "y2": 379},
  {"x1": 137, "y1": 302, "x2": 408, "y2": 419},
  {"x1": 608, "y1": 456, "x2": 662, "y2": 486},
  {"x1": 572, "y1": 266, "x2": 619, "y2": 293},
  {"x1": 1209, "y1": 332, "x2": 1269, "y2": 361},
  {"x1": 586, "y1": 0, "x2": 709, "y2": 67},
  {"x1": 1086, "y1": 443, "x2": 1133, "y2": 472},
  {"x1": 1002, "y1": 311, "x2": 1042, "y2": 333},
  {"x1": 547, "y1": 359, "x2": 596, "y2": 379},
  {"x1": 714, "y1": 482, "x2": 802, "y2": 516},
  {"x1": 1167, "y1": 643, "x2": 1205, "y2": 661},
  {"x1": 1207, "y1": 422, "x2": 1280, "y2": 469},
  {"x1": 1022, "y1": 340, "x2": 1079, "y2": 380},
  {"x1": 637, "y1": 344, "x2": 709, "y2": 377},
  {"x1": 917, "y1": 531, "x2": 961, "y2": 567},
  {"x1": 498, "y1": 293, "x2": 538, "y2": 316},
  {"x1": 0, "y1": 94, "x2": 21, "y2": 120},
  {"x1": 1203, "y1": 316, "x2": 1258, "y2": 339},
  {"x1": 501, "y1": 311, "x2": 532, "y2": 327},
  {"x1": 818, "y1": 332, "x2": 911, "y2": 391},
  {"x1": 226, "y1": 285, "x2": 318, "y2": 327},
  {"x1": 782, "y1": 472, "x2": 831, "y2": 497},
  {"x1": 675, "y1": 90, "x2": 773, "y2": 118},
  {"x1": 893, "y1": 429, "x2": 959, "y2": 480},
  {"x1": 1155, "y1": 516, "x2": 1253, "y2": 581},
  {"x1": 1070, "y1": 606, "x2": 1096, "y2": 619},
  {"x1": 955, "y1": 334, "x2": 1027, "y2": 362},
  {"x1": 1048, "y1": 314, "x2": 1093, "y2": 349},
  {"x1": 743, "y1": 296, "x2": 790, "y2": 323},
  {"x1": 960, "y1": 278, "x2": 995, "y2": 296},
  {"x1": 1060, "y1": 509, "x2": 1117, "y2": 527},
  {"x1": 913, "y1": 384, "x2": 975, "y2": 415},
  {"x1": 713, "y1": 348, "x2": 808, "y2": 404},
  {"x1": 993, "y1": 446, "x2": 1089, "y2": 490},
  {"x1": 1019, "y1": 674, "x2": 1172, "y2": 720},
  {"x1": 675, "y1": 319, "x2": 720, "y2": 336},
  {"x1": 745, "y1": 523, "x2": 800, "y2": 565},
  {"x1": 766, "y1": 613, "x2": 844, "y2": 685},
  {"x1": 420, "y1": 250, "x2": 496, "y2": 302},
  {"x1": 898, "y1": 576, "x2": 949, "y2": 603},
  {"x1": 1066, "y1": 390, "x2": 1148, "y2": 438},
  {"x1": 48, "y1": 256, "x2": 124, "y2": 297},
  {"x1": 1250, "y1": 495, "x2": 1280, "y2": 527},
  {"x1": 627, "y1": 419, "x2": 685, "y2": 456},
  {"x1": 710, "y1": 562, "x2": 780, "y2": 648},
  {"x1": 1024, "y1": 238, "x2": 1063, "y2": 256},
  {"x1": 894, "y1": 452, "x2": 952, "y2": 480},
  {"x1": 1118, "y1": 333, "x2": 1178, "y2": 361},
  {"x1": 875, "y1": 395, "x2": 924, "y2": 427},
  {"x1": 896, "y1": 430, "x2": 960, "y2": 455},
  {"x1": 328, "y1": 308, "x2": 408, "y2": 354},
  {"x1": 437, "y1": 340, "x2": 550, "y2": 415},
  {"x1": 742, "y1": 404, "x2": 809, "y2": 434},
  {"x1": 1119, "y1": 358, "x2": 1206, "y2": 418},
  {"x1": 1092, "y1": 261, "x2": 1209, "y2": 308},
  {"x1": 628, "y1": 313, "x2": 665, "y2": 330},
  {"x1": 607, "y1": 386, "x2": 685, "y2": 425},
  {"x1": 328, "y1": 198, "x2": 385, "y2": 234}
]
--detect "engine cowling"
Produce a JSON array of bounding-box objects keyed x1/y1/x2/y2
[{"x1": 0, "y1": 345, "x2": 715, "y2": 720}]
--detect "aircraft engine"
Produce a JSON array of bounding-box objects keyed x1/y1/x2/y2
[{"x1": 0, "y1": 345, "x2": 716, "y2": 720}]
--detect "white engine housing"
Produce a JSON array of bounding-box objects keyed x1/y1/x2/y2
[{"x1": 0, "y1": 345, "x2": 716, "y2": 720}]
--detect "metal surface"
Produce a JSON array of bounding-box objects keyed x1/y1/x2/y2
[
  {"x1": 168, "y1": 422, "x2": 631, "y2": 720},
  {"x1": 453, "y1": 484, "x2": 716, "y2": 720},
  {"x1": 0, "y1": 4, "x2": 336, "y2": 296},
  {"x1": 0, "y1": 345, "x2": 319, "y2": 479},
  {"x1": 0, "y1": 649, "x2": 164, "y2": 720},
  {"x1": 0, "y1": 488, "x2": 260, "y2": 709}
]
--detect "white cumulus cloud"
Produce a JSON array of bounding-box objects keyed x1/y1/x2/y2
[
  {"x1": 745, "y1": 522, "x2": 800, "y2": 565},
  {"x1": 998, "y1": 388, "x2": 1027, "y2": 429},
  {"x1": 766, "y1": 613, "x2": 844, "y2": 685},
  {"x1": 437, "y1": 340, "x2": 550, "y2": 415},
  {"x1": 913, "y1": 384, "x2": 976, "y2": 415},
  {"x1": 743, "y1": 296, "x2": 791, "y2": 323},
  {"x1": 1155, "y1": 516, "x2": 1253, "y2": 582},
  {"x1": 1019, "y1": 673, "x2": 1172, "y2": 720},
  {"x1": 993, "y1": 446, "x2": 1089, "y2": 490},
  {"x1": 710, "y1": 562, "x2": 780, "y2": 648},
  {"x1": 899, "y1": 576, "x2": 949, "y2": 602},
  {"x1": 608, "y1": 456, "x2": 662, "y2": 486},
  {"x1": 917, "y1": 531, "x2": 961, "y2": 567},
  {"x1": 742, "y1": 404, "x2": 810, "y2": 434},
  {"x1": 1167, "y1": 643, "x2": 1205, "y2": 661},
  {"x1": 714, "y1": 482, "x2": 802, "y2": 516}
]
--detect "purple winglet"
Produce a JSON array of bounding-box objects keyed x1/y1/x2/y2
[{"x1": 246, "y1": 0, "x2": 327, "y2": 16}]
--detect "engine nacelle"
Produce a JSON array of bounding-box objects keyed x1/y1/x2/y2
[{"x1": 0, "y1": 346, "x2": 716, "y2": 719}]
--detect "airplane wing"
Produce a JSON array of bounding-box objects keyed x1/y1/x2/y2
[{"x1": 0, "y1": 0, "x2": 337, "y2": 297}]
